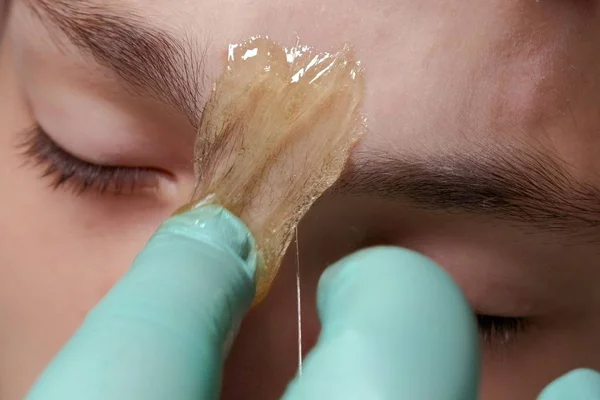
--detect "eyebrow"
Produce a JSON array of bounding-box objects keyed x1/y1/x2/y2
[
  {"x1": 27, "y1": 0, "x2": 206, "y2": 126},
  {"x1": 336, "y1": 145, "x2": 600, "y2": 237}
]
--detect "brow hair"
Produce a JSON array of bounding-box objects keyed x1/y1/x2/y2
[
  {"x1": 337, "y1": 144, "x2": 600, "y2": 237},
  {"x1": 27, "y1": 0, "x2": 206, "y2": 126}
]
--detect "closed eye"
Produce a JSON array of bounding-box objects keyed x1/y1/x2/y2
[{"x1": 19, "y1": 125, "x2": 164, "y2": 196}]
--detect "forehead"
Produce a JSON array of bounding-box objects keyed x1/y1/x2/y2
[
  {"x1": 85, "y1": 0, "x2": 369, "y2": 51},
  {"x1": 19, "y1": 0, "x2": 600, "y2": 163}
]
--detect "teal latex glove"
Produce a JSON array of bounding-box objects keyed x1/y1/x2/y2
[
  {"x1": 538, "y1": 369, "x2": 600, "y2": 399},
  {"x1": 25, "y1": 203, "x2": 600, "y2": 399},
  {"x1": 281, "y1": 247, "x2": 481, "y2": 399},
  {"x1": 27, "y1": 204, "x2": 258, "y2": 400}
]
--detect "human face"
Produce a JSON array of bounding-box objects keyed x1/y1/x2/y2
[{"x1": 2, "y1": 0, "x2": 600, "y2": 398}]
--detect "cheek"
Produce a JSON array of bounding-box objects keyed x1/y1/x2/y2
[
  {"x1": 0, "y1": 164, "x2": 170, "y2": 328},
  {"x1": 0, "y1": 166, "x2": 169, "y2": 386},
  {"x1": 0, "y1": 188, "x2": 165, "y2": 399},
  {"x1": 0, "y1": 154, "x2": 168, "y2": 328}
]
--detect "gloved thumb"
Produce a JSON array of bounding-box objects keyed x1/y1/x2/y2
[{"x1": 283, "y1": 246, "x2": 480, "y2": 400}]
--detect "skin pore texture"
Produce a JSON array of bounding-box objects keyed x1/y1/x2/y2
[{"x1": 2, "y1": 0, "x2": 600, "y2": 399}]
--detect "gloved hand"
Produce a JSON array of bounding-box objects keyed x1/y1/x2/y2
[
  {"x1": 25, "y1": 204, "x2": 600, "y2": 399},
  {"x1": 26, "y1": 204, "x2": 258, "y2": 399}
]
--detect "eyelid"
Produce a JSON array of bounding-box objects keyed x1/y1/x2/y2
[{"x1": 19, "y1": 125, "x2": 165, "y2": 196}]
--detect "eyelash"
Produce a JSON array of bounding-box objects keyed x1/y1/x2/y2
[
  {"x1": 19, "y1": 126, "x2": 161, "y2": 195},
  {"x1": 476, "y1": 314, "x2": 529, "y2": 346}
]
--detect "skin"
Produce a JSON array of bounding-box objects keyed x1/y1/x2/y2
[{"x1": 1, "y1": 0, "x2": 600, "y2": 399}]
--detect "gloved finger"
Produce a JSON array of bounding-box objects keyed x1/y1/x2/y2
[
  {"x1": 282, "y1": 246, "x2": 480, "y2": 400},
  {"x1": 26, "y1": 204, "x2": 258, "y2": 400},
  {"x1": 537, "y1": 369, "x2": 600, "y2": 399}
]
